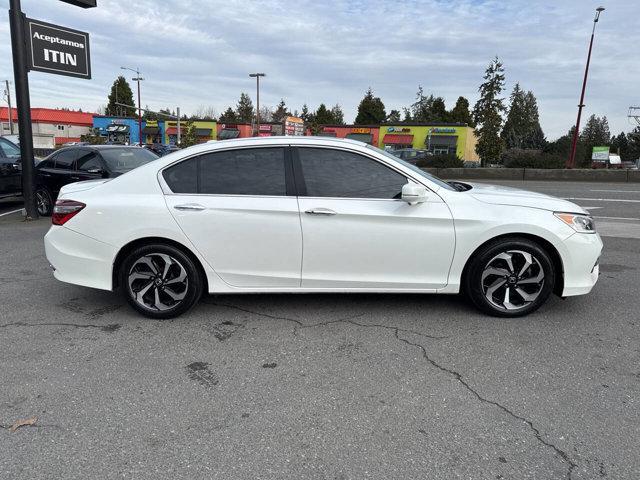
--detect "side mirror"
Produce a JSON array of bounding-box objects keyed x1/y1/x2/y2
[{"x1": 402, "y1": 182, "x2": 428, "y2": 205}]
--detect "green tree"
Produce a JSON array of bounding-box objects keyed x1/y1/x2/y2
[
  {"x1": 387, "y1": 109, "x2": 401, "y2": 123},
  {"x1": 449, "y1": 96, "x2": 474, "y2": 126},
  {"x1": 235, "y1": 93, "x2": 254, "y2": 123},
  {"x1": 545, "y1": 126, "x2": 586, "y2": 165},
  {"x1": 501, "y1": 83, "x2": 527, "y2": 149},
  {"x1": 431, "y1": 97, "x2": 449, "y2": 123},
  {"x1": 181, "y1": 120, "x2": 198, "y2": 148},
  {"x1": 330, "y1": 104, "x2": 345, "y2": 125},
  {"x1": 402, "y1": 107, "x2": 412, "y2": 123},
  {"x1": 313, "y1": 103, "x2": 334, "y2": 124},
  {"x1": 272, "y1": 99, "x2": 291, "y2": 124},
  {"x1": 106, "y1": 75, "x2": 135, "y2": 117},
  {"x1": 522, "y1": 90, "x2": 545, "y2": 149},
  {"x1": 473, "y1": 57, "x2": 507, "y2": 166},
  {"x1": 355, "y1": 88, "x2": 386, "y2": 124},
  {"x1": 611, "y1": 131, "x2": 629, "y2": 161},
  {"x1": 142, "y1": 105, "x2": 157, "y2": 121},
  {"x1": 580, "y1": 114, "x2": 611, "y2": 167},
  {"x1": 627, "y1": 126, "x2": 640, "y2": 162},
  {"x1": 300, "y1": 104, "x2": 312, "y2": 123},
  {"x1": 219, "y1": 107, "x2": 238, "y2": 123}
]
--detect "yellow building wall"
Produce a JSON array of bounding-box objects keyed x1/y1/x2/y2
[{"x1": 379, "y1": 125, "x2": 479, "y2": 163}]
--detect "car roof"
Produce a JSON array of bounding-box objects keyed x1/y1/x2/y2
[{"x1": 205, "y1": 135, "x2": 367, "y2": 148}]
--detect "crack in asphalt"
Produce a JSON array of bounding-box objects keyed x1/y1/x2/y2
[
  {"x1": 0, "y1": 322, "x2": 121, "y2": 333},
  {"x1": 207, "y1": 300, "x2": 577, "y2": 479}
]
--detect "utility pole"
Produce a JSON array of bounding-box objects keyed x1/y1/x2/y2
[
  {"x1": 3, "y1": 80, "x2": 14, "y2": 134},
  {"x1": 121, "y1": 66, "x2": 143, "y2": 146},
  {"x1": 176, "y1": 107, "x2": 181, "y2": 146},
  {"x1": 629, "y1": 107, "x2": 640, "y2": 126},
  {"x1": 9, "y1": 0, "x2": 38, "y2": 219},
  {"x1": 249, "y1": 73, "x2": 265, "y2": 136},
  {"x1": 567, "y1": 6, "x2": 605, "y2": 169}
]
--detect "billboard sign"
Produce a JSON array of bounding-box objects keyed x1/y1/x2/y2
[
  {"x1": 592, "y1": 146, "x2": 610, "y2": 161},
  {"x1": 25, "y1": 18, "x2": 91, "y2": 79},
  {"x1": 284, "y1": 116, "x2": 304, "y2": 136}
]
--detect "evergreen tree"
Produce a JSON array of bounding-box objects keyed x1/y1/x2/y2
[
  {"x1": 501, "y1": 83, "x2": 527, "y2": 149},
  {"x1": 300, "y1": 104, "x2": 312, "y2": 123},
  {"x1": 272, "y1": 99, "x2": 290, "y2": 124},
  {"x1": 545, "y1": 126, "x2": 586, "y2": 164},
  {"x1": 181, "y1": 120, "x2": 198, "y2": 148},
  {"x1": 235, "y1": 93, "x2": 254, "y2": 123},
  {"x1": 522, "y1": 91, "x2": 545, "y2": 149},
  {"x1": 355, "y1": 88, "x2": 386, "y2": 124},
  {"x1": 314, "y1": 103, "x2": 334, "y2": 124},
  {"x1": 473, "y1": 57, "x2": 507, "y2": 166},
  {"x1": 431, "y1": 97, "x2": 449, "y2": 123},
  {"x1": 611, "y1": 132, "x2": 629, "y2": 161},
  {"x1": 387, "y1": 109, "x2": 401, "y2": 123},
  {"x1": 402, "y1": 107, "x2": 412, "y2": 123},
  {"x1": 330, "y1": 104, "x2": 345, "y2": 125},
  {"x1": 142, "y1": 104, "x2": 157, "y2": 121},
  {"x1": 106, "y1": 75, "x2": 135, "y2": 117},
  {"x1": 580, "y1": 115, "x2": 611, "y2": 167},
  {"x1": 627, "y1": 127, "x2": 640, "y2": 163},
  {"x1": 411, "y1": 86, "x2": 432, "y2": 122},
  {"x1": 449, "y1": 96, "x2": 474, "y2": 126},
  {"x1": 219, "y1": 107, "x2": 238, "y2": 123}
]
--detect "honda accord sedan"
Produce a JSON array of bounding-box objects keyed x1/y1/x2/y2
[{"x1": 44, "y1": 137, "x2": 602, "y2": 319}]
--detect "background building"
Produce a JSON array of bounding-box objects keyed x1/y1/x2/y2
[
  {"x1": 379, "y1": 124, "x2": 478, "y2": 162},
  {"x1": 93, "y1": 116, "x2": 142, "y2": 144},
  {"x1": 316, "y1": 125, "x2": 380, "y2": 145},
  {"x1": 165, "y1": 120, "x2": 216, "y2": 145},
  {"x1": 1, "y1": 107, "x2": 93, "y2": 148}
]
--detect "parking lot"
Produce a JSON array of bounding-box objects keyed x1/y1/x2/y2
[{"x1": 1, "y1": 180, "x2": 639, "y2": 479}]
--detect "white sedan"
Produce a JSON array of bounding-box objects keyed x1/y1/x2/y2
[{"x1": 44, "y1": 137, "x2": 602, "y2": 319}]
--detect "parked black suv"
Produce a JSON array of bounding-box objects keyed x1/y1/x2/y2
[
  {"x1": 35, "y1": 145, "x2": 158, "y2": 215},
  {"x1": 0, "y1": 136, "x2": 22, "y2": 201}
]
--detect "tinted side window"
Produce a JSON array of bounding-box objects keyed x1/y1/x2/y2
[
  {"x1": 298, "y1": 148, "x2": 407, "y2": 199},
  {"x1": 54, "y1": 149, "x2": 77, "y2": 169},
  {"x1": 200, "y1": 148, "x2": 285, "y2": 195},
  {"x1": 163, "y1": 157, "x2": 198, "y2": 193},
  {"x1": 0, "y1": 138, "x2": 20, "y2": 157},
  {"x1": 76, "y1": 151, "x2": 103, "y2": 172}
]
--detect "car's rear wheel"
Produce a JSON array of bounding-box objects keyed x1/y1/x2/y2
[
  {"x1": 464, "y1": 237, "x2": 555, "y2": 317},
  {"x1": 35, "y1": 187, "x2": 53, "y2": 216},
  {"x1": 119, "y1": 244, "x2": 203, "y2": 319}
]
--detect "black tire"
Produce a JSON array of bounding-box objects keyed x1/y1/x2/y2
[
  {"x1": 35, "y1": 187, "x2": 53, "y2": 216},
  {"x1": 119, "y1": 244, "x2": 203, "y2": 319},
  {"x1": 463, "y1": 237, "x2": 555, "y2": 317}
]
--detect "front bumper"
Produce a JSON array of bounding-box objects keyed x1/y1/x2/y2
[
  {"x1": 44, "y1": 226, "x2": 116, "y2": 291},
  {"x1": 561, "y1": 232, "x2": 603, "y2": 297}
]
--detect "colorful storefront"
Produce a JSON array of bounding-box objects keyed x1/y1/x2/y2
[
  {"x1": 316, "y1": 125, "x2": 379, "y2": 145},
  {"x1": 164, "y1": 120, "x2": 216, "y2": 145},
  {"x1": 217, "y1": 123, "x2": 253, "y2": 140},
  {"x1": 142, "y1": 120, "x2": 164, "y2": 144},
  {"x1": 93, "y1": 116, "x2": 143, "y2": 145},
  {"x1": 379, "y1": 124, "x2": 478, "y2": 162}
]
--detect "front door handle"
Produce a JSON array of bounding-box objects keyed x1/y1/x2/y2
[
  {"x1": 174, "y1": 203, "x2": 206, "y2": 211},
  {"x1": 305, "y1": 208, "x2": 337, "y2": 216}
]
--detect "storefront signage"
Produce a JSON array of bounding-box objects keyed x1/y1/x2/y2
[
  {"x1": 387, "y1": 127, "x2": 411, "y2": 133},
  {"x1": 592, "y1": 146, "x2": 610, "y2": 161},
  {"x1": 284, "y1": 116, "x2": 304, "y2": 136},
  {"x1": 259, "y1": 124, "x2": 272, "y2": 131},
  {"x1": 352, "y1": 127, "x2": 370, "y2": 134},
  {"x1": 25, "y1": 18, "x2": 91, "y2": 79},
  {"x1": 432, "y1": 127, "x2": 456, "y2": 134},
  {"x1": 323, "y1": 128, "x2": 336, "y2": 133}
]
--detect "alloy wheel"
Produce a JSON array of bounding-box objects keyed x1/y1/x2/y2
[
  {"x1": 35, "y1": 190, "x2": 50, "y2": 216},
  {"x1": 127, "y1": 253, "x2": 188, "y2": 311},
  {"x1": 481, "y1": 250, "x2": 545, "y2": 311}
]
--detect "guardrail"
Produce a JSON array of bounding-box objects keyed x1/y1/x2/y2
[{"x1": 421, "y1": 168, "x2": 640, "y2": 183}]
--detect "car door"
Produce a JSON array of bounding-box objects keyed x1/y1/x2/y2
[
  {"x1": 49, "y1": 148, "x2": 80, "y2": 194},
  {"x1": 74, "y1": 148, "x2": 107, "y2": 181},
  {"x1": 294, "y1": 146, "x2": 455, "y2": 290},
  {"x1": 162, "y1": 146, "x2": 302, "y2": 288},
  {"x1": 0, "y1": 137, "x2": 22, "y2": 196}
]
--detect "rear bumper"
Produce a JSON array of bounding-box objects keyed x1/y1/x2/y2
[
  {"x1": 561, "y1": 232, "x2": 603, "y2": 297},
  {"x1": 44, "y1": 226, "x2": 116, "y2": 291}
]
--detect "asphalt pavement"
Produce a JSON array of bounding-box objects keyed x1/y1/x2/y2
[{"x1": 1, "y1": 181, "x2": 639, "y2": 479}]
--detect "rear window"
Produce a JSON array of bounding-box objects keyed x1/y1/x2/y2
[{"x1": 100, "y1": 148, "x2": 158, "y2": 173}]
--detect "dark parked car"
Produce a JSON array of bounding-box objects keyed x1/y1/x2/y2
[
  {"x1": 144, "y1": 143, "x2": 180, "y2": 156},
  {"x1": 35, "y1": 145, "x2": 158, "y2": 215},
  {"x1": 0, "y1": 136, "x2": 23, "y2": 201}
]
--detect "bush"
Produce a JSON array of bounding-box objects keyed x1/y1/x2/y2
[
  {"x1": 501, "y1": 148, "x2": 565, "y2": 169},
  {"x1": 415, "y1": 153, "x2": 464, "y2": 168}
]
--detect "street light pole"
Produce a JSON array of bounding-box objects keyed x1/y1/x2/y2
[
  {"x1": 249, "y1": 73, "x2": 265, "y2": 137},
  {"x1": 121, "y1": 66, "x2": 144, "y2": 146},
  {"x1": 567, "y1": 6, "x2": 605, "y2": 169},
  {"x1": 9, "y1": 0, "x2": 38, "y2": 219},
  {"x1": 3, "y1": 80, "x2": 14, "y2": 134}
]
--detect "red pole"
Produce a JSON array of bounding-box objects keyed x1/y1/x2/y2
[{"x1": 567, "y1": 8, "x2": 604, "y2": 169}]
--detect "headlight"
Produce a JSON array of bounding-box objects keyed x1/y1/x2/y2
[{"x1": 554, "y1": 212, "x2": 596, "y2": 233}]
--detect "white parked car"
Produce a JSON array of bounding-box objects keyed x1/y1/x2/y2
[{"x1": 44, "y1": 137, "x2": 602, "y2": 319}]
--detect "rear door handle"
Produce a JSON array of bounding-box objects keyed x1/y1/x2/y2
[
  {"x1": 305, "y1": 208, "x2": 337, "y2": 216},
  {"x1": 174, "y1": 203, "x2": 206, "y2": 211}
]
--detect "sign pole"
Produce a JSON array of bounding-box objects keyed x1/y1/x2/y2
[{"x1": 9, "y1": 0, "x2": 38, "y2": 219}]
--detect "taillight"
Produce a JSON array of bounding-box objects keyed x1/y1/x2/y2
[{"x1": 52, "y1": 199, "x2": 86, "y2": 225}]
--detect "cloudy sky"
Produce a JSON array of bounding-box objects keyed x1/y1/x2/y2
[{"x1": 1, "y1": 0, "x2": 637, "y2": 139}]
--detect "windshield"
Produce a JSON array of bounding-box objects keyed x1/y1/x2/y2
[
  {"x1": 366, "y1": 144, "x2": 456, "y2": 191},
  {"x1": 100, "y1": 148, "x2": 158, "y2": 173}
]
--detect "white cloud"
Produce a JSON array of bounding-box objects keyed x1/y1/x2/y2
[{"x1": 1, "y1": 0, "x2": 637, "y2": 138}]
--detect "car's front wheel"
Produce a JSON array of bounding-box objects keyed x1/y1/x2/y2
[
  {"x1": 464, "y1": 237, "x2": 555, "y2": 317},
  {"x1": 119, "y1": 244, "x2": 203, "y2": 319}
]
